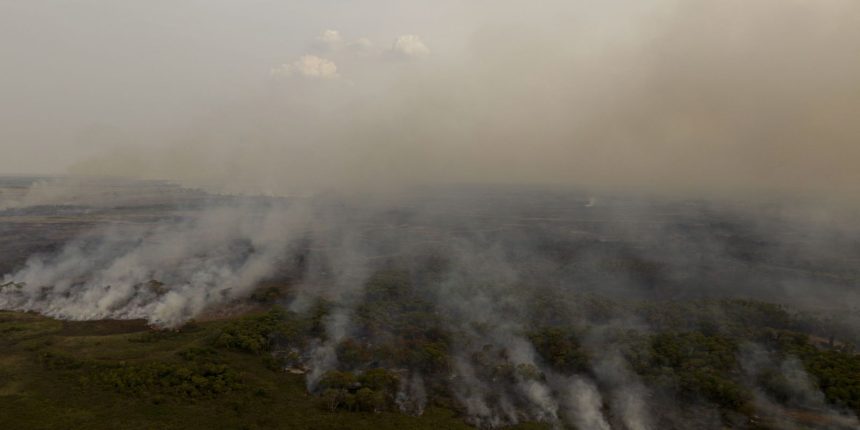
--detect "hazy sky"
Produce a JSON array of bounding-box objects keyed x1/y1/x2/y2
[
  {"x1": 0, "y1": 0, "x2": 461, "y2": 172},
  {"x1": 2, "y1": 1, "x2": 859, "y2": 199}
]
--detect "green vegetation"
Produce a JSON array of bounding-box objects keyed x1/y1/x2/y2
[
  {"x1": 528, "y1": 327, "x2": 589, "y2": 374},
  {"x1": 317, "y1": 368, "x2": 400, "y2": 412},
  {"x1": 1, "y1": 278, "x2": 859, "y2": 430},
  {"x1": 628, "y1": 332, "x2": 750, "y2": 411},
  {"x1": 349, "y1": 270, "x2": 452, "y2": 375},
  {"x1": 0, "y1": 310, "x2": 504, "y2": 430},
  {"x1": 764, "y1": 330, "x2": 860, "y2": 412},
  {"x1": 212, "y1": 307, "x2": 310, "y2": 354}
]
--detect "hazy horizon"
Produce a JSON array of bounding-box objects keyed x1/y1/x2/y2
[{"x1": 3, "y1": 1, "x2": 860, "y2": 202}]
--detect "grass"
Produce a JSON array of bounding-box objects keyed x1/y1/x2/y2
[{"x1": 0, "y1": 311, "x2": 545, "y2": 430}]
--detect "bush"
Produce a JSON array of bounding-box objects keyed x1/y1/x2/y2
[
  {"x1": 529, "y1": 327, "x2": 589, "y2": 373},
  {"x1": 95, "y1": 361, "x2": 244, "y2": 399},
  {"x1": 212, "y1": 308, "x2": 306, "y2": 354},
  {"x1": 315, "y1": 369, "x2": 400, "y2": 412},
  {"x1": 630, "y1": 332, "x2": 751, "y2": 411}
]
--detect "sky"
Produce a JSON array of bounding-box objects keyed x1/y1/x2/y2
[
  {"x1": 0, "y1": 0, "x2": 451, "y2": 172},
  {"x1": 1, "y1": 0, "x2": 859, "y2": 200}
]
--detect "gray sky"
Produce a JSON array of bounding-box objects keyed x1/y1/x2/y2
[
  {"x1": 2, "y1": 1, "x2": 859, "y2": 200},
  {"x1": 0, "y1": 1, "x2": 451, "y2": 171}
]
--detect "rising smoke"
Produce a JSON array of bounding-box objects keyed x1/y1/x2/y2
[{"x1": 1, "y1": 1, "x2": 860, "y2": 428}]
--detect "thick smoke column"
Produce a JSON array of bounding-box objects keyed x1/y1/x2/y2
[{"x1": 565, "y1": 377, "x2": 611, "y2": 430}]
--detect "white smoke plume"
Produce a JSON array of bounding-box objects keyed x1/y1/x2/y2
[
  {"x1": 739, "y1": 343, "x2": 860, "y2": 428},
  {"x1": 591, "y1": 350, "x2": 654, "y2": 430},
  {"x1": 396, "y1": 372, "x2": 428, "y2": 415},
  {"x1": 1, "y1": 202, "x2": 305, "y2": 326},
  {"x1": 564, "y1": 376, "x2": 611, "y2": 430}
]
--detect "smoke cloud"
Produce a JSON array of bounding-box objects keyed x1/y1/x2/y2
[
  {"x1": 1, "y1": 1, "x2": 857, "y2": 201},
  {"x1": 2, "y1": 1, "x2": 860, "y2": 428}
]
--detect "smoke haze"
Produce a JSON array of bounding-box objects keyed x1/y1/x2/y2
[
  {"x1": 2, "y1": 1, "x2": 860, "y2": 200},
  {"x1": 2, "y1": 1, "x2": 860, "y2": 429}
]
